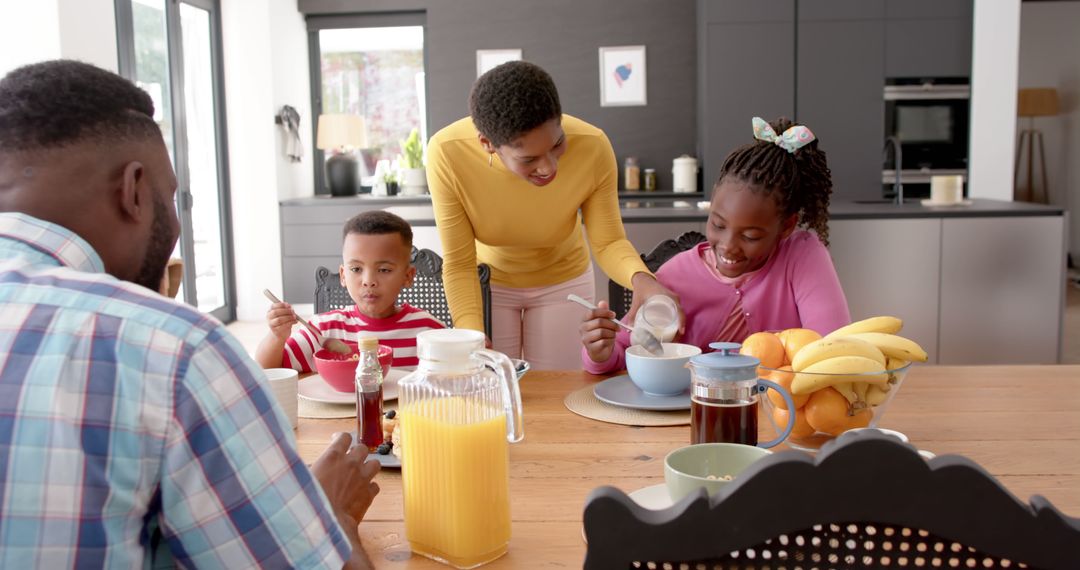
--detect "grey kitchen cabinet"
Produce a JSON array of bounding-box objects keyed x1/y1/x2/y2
[
  {"x1": 884, "y1": 0, "x2": 972, "y2": 78},
  {"x1": 828, "y1": 218, "x2": 940, "y2": 364},
  {"x1": 279, "y1": 198, "x2": 441, "y2": 304},
  {"x1": 938, "y1": 217, "x2": 1066, "y2": 364},
  {"x1": 797, "y1": 14, "x2": 885, "y2": 201},
  {"x1": 799, "y1": 0, "x2": 883, "y2": 21},
  {"x1": 697, "y1": 0, "x2": 794, "y2": 192}
]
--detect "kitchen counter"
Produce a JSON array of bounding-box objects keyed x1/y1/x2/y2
[{"x1": 621, "y1": 198, "x2": 1064, "y2": 222}]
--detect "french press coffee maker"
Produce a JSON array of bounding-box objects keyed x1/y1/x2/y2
[{"x1": 688, "y1": 342, "x2": 796, "y2": 448}]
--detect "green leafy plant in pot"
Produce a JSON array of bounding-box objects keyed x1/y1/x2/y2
[{"x1": 400, "y1": 128, "x2": 427, "y2": 195}]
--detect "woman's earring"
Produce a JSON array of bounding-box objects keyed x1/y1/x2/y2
[{"x1": 488, "y1": 153, "x2": 493, "y2": 167}]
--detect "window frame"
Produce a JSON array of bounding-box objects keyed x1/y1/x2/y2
[{"x1": 306, "y1": 12, "x2": 428, "y2": 195}]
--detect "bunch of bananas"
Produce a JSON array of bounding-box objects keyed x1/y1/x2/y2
[
  {"x1": 742, "y1": 316, "x2": 928, "y2": 439},
  {"x1": 790, "y1": 316, "x2": 927, "y2": 409}
]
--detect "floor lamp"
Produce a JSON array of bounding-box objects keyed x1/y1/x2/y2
[{"x1": 1014, "y1": 88, "x2": 1059, "y2": 204}]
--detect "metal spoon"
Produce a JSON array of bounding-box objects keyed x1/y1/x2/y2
[
  {"x1": 262, "y1": 289, "x2": 353, "y2": 355},
  {"x1": 566, "y1": 294, "x2": 664, "y2": 356}
]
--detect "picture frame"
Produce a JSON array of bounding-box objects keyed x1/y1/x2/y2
[
  {"x1": 599, "y1": 45, "x2": 647, "y2": 107},
  {"x1": 476, "y1": 49, "x2": 523, "y2": 77}
]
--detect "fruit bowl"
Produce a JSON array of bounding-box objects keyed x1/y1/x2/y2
[
  {"x1": 759, "y1": 361, "x2": 911, "y2": 452},
  {"x1": 314, "y1": 341, "x2": 393, "y2": 392}
]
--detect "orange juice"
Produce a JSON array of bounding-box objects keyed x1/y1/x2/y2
[{"x1": 400, "y1": 398, "x2": 511, "y2": 568}]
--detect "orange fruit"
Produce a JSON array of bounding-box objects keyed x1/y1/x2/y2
[
  {"x1": 804, "y1": 387, "x2": 872, "y2": 436},
  {"x1": 763, "y1": 365, "x2": 808, "y2": 410},
  {"x1": 777, "y1": 328, "x2": 823, "y2": 364},
  {"x1": 773, "y1": 405, "x2": 816, "y2": 439},
  {"x1": 740, "y1": 332, "x2": 785, "y2": 369}
]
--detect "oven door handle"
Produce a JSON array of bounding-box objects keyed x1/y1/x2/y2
[{"x1": 884, "y1": 85, "x2": 970, "y2": 100}]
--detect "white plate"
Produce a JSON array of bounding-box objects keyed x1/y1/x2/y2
[
  {"x1": 298, "y1": 369, "x2": 407, "y2": 404},
  {"x1": 583, "y1": 483, "x2": 674, "y2": 543},
  {"x1": 593, "y1": 375, "x2": 691, "y2": 411},
  {"x1": 366, "y1": 450, "x2": 401, "y2": 469},
  {"x1": 628, "y1": 483, "x2": 674, "y2": 510}
]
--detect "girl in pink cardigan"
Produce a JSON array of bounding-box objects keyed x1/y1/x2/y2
[{"x1": 580, "y1": 117, "x2": 851, "y2": 374}]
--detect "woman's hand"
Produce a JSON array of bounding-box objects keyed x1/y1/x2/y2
[
  {"x1": 626, "y1": 273, "x2": 685, "y2": 338},
  {"x1": 579, "y1": 300, "x2": 620, "y2": 363}
]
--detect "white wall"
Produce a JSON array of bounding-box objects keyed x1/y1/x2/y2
[
  {"x1": 968, "y1": 0, "x2": 1021, "y2": 202},
  {"x1": 57, "y1": 0, "x2": 118, "y2": 72},
  {"x1": 0, "y1": 0, "x2": 117, "y2": 78},
  {"x1": 1018, "y1": 2, "x2": 1080, "y2": 262},
  {"x1": 0, "y1": 1, "x2": 62, "y2": 77},
  {"x1": 222, "y1": 0, "x2": 312, "y2": 321}
]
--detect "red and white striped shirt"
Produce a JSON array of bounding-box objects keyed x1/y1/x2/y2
[{"x1": 282, "y1": 303, "x2": 446, "y2": 372}]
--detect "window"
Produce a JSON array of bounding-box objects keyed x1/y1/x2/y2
[
  {"x1": 308, "y1": 14, "x2": 427, "y2": 193},
  {"x1": 116, "y1": 0, "x2": 235, "y2": 322}
]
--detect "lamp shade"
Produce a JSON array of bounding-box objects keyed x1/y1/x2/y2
[
  {"x1": 316, "y1": 114, "x2": 367, "y2": 150},
  {"x1": 1017, "y1": 88, "x2": 1059, "y2": 118}
]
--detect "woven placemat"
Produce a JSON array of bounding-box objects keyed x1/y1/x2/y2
[
  {"x1": 564, "y1": 385, "x2": 690, "y2": 427},
  {"x1": 297, "y1": 397, "x2": 399, "y2": 420}
]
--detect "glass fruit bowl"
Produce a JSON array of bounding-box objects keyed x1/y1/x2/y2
[{"x1": 757, "y1": 361, "x2": 911, "y2": 452}]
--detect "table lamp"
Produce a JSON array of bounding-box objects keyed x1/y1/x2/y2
[
  {"x1": 317, "y1": 114, "x2": 367, "y2": 197},
  {"x1": 1014, "y1": 88, "x2": 1059, "y2": 204}
]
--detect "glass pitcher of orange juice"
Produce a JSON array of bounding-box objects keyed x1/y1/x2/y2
[{"x1": 398, "y1": 329, "x2": 524, "y2": 568}]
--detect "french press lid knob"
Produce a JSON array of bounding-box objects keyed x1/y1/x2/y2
[{"x1": 689, "y1": 342, "x2": 760, "y2": 382}]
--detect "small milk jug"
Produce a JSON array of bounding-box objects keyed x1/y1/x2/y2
[
  {"x1": 688, "y1": 342, "x2": 796, "y2": 448},
  {"x1": 398, "y1": 329, "x2": 524, "y2": 568}
]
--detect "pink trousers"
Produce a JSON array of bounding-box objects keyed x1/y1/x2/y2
[{"x1": 490, "y1": 265, "x2": 595, "y2": 371}]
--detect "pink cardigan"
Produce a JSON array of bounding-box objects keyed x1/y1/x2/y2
[{"x1": 582, "y1": 230, "x2": 851, "y2": 374}]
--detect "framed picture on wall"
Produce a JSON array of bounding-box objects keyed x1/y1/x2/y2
[
  {"x1": 599, "y1": 45, "x2": 647, "y2": 107},
  {"x1": 476, "y1": 49, "x2": 522, "y2": 77}
]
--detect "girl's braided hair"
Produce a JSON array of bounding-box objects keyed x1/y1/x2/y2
[{"x1": 716, "y1": 117, "x2": 833, "y2": 245}]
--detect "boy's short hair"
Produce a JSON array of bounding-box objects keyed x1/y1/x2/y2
[{"x1": 342, "y1": 210, "x2": 413, "y2": 249}]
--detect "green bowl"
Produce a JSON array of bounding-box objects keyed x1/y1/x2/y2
[{"x1": 664, "y1": 443, "x2": 773, "y2": 503}]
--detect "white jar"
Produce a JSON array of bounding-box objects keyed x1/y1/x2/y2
[
  {"x1": 672, "y1": 155, "x2": 698, "y2": 193},
  {"x1": 634, "y1": 295, "x2": 680, "y2": 343}
]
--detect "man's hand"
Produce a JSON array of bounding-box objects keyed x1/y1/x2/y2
[
  {"x1": 311, "y1": 433, "x2": 380, "y2": 542},
  {"x1": 579, "y1": 300, "x2": 620, "y2": 363}
]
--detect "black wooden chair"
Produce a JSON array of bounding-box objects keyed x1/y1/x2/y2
[
  {"x1": 608, "y1": 231, "x2": 707, "y2": 319},
  {"x1": 314, "y1": 247, "x2": 493, "y2": 337},
  {"x1": 583, "y1": 431, "x2": 1080, "y2": 569}
]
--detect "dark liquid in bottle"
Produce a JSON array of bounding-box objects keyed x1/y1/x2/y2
[
  {"x1": 357, "y1": 389, "x2": 384, "y2": 451},
  {"x1": 691, "y1": 397, "x2": 758, "y2": 445}
]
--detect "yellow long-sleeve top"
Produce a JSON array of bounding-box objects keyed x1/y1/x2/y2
[{"x1": 427, "y1": 114, "x2": 649, "y2": 333}]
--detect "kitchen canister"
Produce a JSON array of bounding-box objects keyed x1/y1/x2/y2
[{"x1": 673, "y1": 155, "x2": 698, "y2": 193}]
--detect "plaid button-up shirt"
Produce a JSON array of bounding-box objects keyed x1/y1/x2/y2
[{"x1": 0, "y1": 213, "x2": 349, "y2": 568}]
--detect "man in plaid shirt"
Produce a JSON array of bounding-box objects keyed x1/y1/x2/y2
[{"x1": 0, "y1": 60, "x2": 379, "y2": 568}]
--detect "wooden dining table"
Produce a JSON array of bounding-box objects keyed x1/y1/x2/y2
[{"x1": 294, "y1": 365, "x2": 1080, "y2": 568}]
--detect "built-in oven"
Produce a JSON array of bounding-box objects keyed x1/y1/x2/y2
[{"x1": 883, "y1": 78, "x2": 970, "y2": 199}]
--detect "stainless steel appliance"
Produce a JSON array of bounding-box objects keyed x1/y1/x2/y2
[{"x1": 883, "y1": 78, "x2": 970, "y2": 199}]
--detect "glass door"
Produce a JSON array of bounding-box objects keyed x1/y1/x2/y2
[{"x1": 117, "y1": 0, "x2": 235, "y2": 322}]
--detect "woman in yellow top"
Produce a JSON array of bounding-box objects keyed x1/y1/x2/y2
[{"x1": 427, "y1": 61, "x2": 676, "y2": 370}]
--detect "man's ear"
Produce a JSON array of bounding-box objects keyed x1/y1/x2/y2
[
  {"x1": 779, "y1": 213, "x2": 799, "y2": 240},
  {"x1": 118, "y1": 161, "x2": 145, "y2": 222},
  {"x1": 477, "y1": 133, "x2": 497, "y2": 154}
]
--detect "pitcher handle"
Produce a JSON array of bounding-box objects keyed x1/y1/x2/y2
[
  {"x1": 757, "y1": 379, "x2": 795, "y2": 449},
  {"x1": 476, "y1": 349, "x2": 524, "y2": 443}
]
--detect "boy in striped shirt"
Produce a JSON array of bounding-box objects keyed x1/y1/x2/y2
[{"x1": 257, "y1": 210, "x2": 445, "y2": 372}]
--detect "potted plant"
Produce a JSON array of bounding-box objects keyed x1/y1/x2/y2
[
  {"x1": 383, "y1": 170, "x2": 400, "y2": 196},
  {"x1": 400, "y1": 127, "x2": 427, "y2": 195}
]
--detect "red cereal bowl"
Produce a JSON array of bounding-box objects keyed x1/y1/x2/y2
[{"x1": 313, "y1": 341, "x2": 393, "y2": 392}]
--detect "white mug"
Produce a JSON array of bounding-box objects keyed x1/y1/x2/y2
[
  {"x1": 264, "y1": 368, "x2": 299, "y2": 430},
  {"x1": 930, "y1": 175, "x2": 963, "y2": 204}
]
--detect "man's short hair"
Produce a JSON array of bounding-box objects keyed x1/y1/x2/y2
[
  {"x1": 342, "y1": 210, "x2": 414, "y2": 250},
  {"x1": 0, "y1": 59, "x2": 160, "y2": 153}
]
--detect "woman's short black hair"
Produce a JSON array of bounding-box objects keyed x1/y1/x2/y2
[
  {"x1": 0, "y1": 59, "x2": 159, "y2": 153},
  {"x1": 468, "y1": 61, "x2": 562, "y2": 147},
  {"x1": 342, "y1": 210, "x2": 414, "y2": 250}
]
